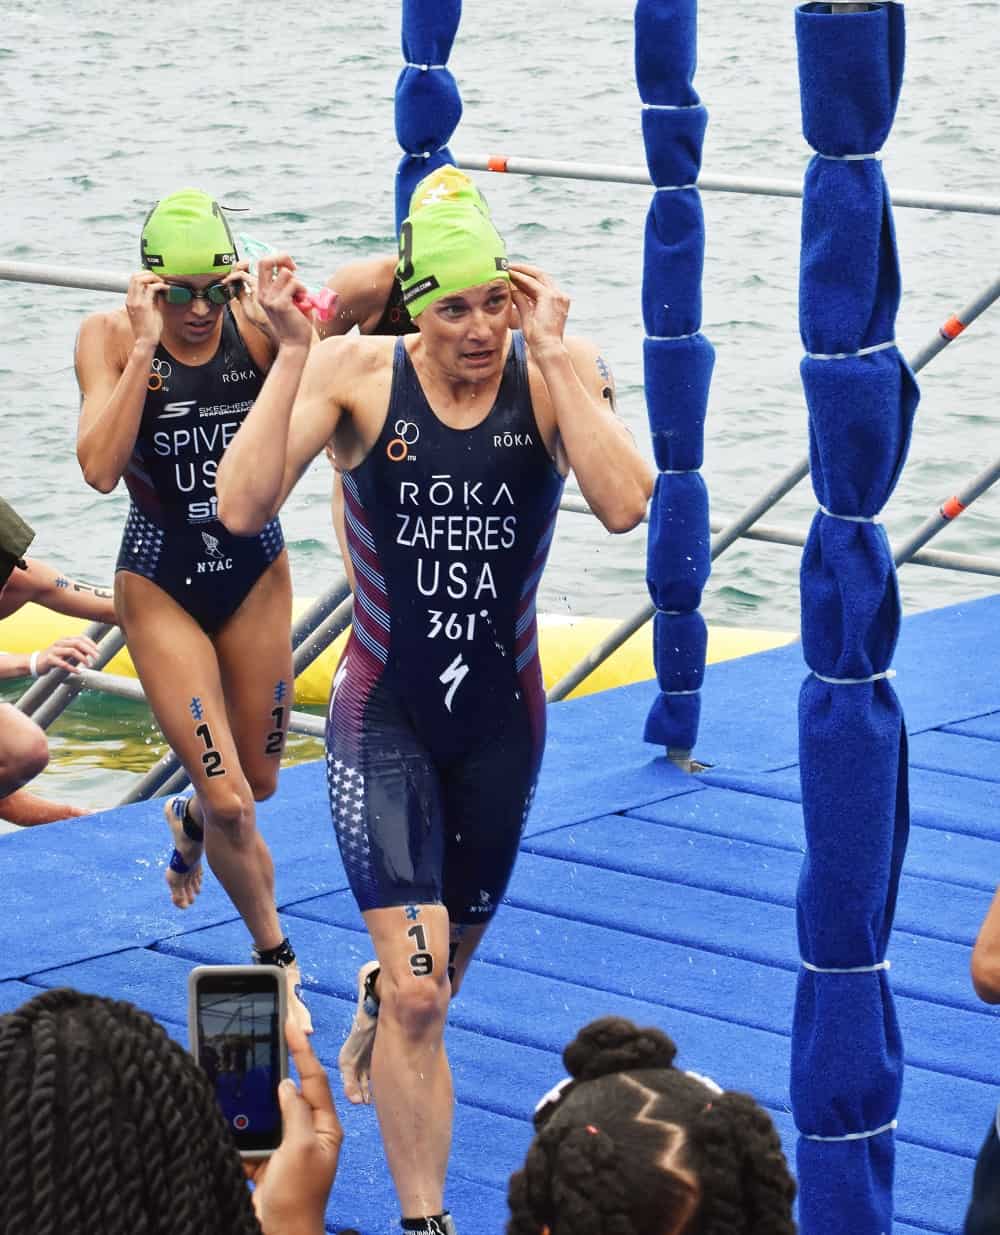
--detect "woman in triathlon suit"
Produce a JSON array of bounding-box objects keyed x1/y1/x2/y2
[{"x1": 75, "y1": 189, "x2": 309, "y2": 1029}]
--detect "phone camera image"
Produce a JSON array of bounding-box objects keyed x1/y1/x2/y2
[{"x1": 189, "y1": 966, "x2": 287, "y2": 1156}]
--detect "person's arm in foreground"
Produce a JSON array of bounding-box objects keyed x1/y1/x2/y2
[
  {"x1": 0, "y1": 557, "x2": 116, "y2": 623},
  {"x1": 246, "y1": 1019, "x2": 343, "y2": 1235},
  {"x1": 217, "y1": 255, "x2": 347, "y2": 535},
  {"x1": 0, "y1": 635, "x2": 98, "y2": 681},
  {"x1": 509, "y1": 262, "x2": 653, "y2": 533},
  {"x1": 971, "y1": 886, "x2": 1000, "y2": 1002}
]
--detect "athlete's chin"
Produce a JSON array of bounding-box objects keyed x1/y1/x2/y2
[{"x1": 182, "y1": 321, "x2": 219, "y2": 343}]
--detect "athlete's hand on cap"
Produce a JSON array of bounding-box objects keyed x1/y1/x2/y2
[
  {"x1": 37, "y1": 635, "x2": 100, "y2": 675},
  {"x1": 256, "y1": 254, "x2": 314, "y2": 350},
  {"x1": 245, "y1": 1019, "x2": 343, "y2": 1235},
  {"x1": 224, "y1": 260, "x2": 271, "y2": 333},
  {"x1": 126, "y1": 271, "x2": 169, "y2": 347},
  {"x1": 508, "y1": 263, "x2": 570, "y2": 360}
]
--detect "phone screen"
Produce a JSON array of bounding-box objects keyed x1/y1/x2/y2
[{"x1": 194, "y1": 970, "x2": 283, "y2": 1153}]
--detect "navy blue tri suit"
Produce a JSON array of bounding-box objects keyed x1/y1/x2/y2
[
  {"x1": 327, "y1": 331, "x2": 563, "y2": 924},
  {"x1": 115, "y1": 306, "x2": 284, "y2": 634}
]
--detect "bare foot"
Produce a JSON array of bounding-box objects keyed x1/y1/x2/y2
[
  {"x1": 163, "y1": 795, "x2": 203, "y2": 909},
  {"x1": 284, "y1": 960, "x2": 314, "y2": 1036},
  {"x1": 338, "y1": 960, "x2": 380, "y2": 1104}
]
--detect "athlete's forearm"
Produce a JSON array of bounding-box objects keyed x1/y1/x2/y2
[
  {"x1": 0, "y1": 560, "x2": 116, "y2": 624},
  {"x1": 77, "y1": 339, "x2": 157, "y2": 493},
  {"x1": 536, "y1": 345, "x2": 653, "y2": 533},
  {"x1": 0, "y1": 651, "x2": 32, "y2": 680},
  {"x1": 217, "y1": 343, "x2": 310, "y2": 535}
]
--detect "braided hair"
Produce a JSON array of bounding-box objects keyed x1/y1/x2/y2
[
  {"x1": 0, "y1": 988, "x2": 263, "y2": 1235},
  {"x1": 506, "y1": 1016, "x2": 796, "y2": 1235}
]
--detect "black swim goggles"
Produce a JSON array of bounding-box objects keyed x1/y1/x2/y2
[{"x1": 162, "y1": 281, "x2": 237, "y2": 306}]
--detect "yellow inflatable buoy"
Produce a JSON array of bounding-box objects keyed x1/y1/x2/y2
[{"x1": 2, "y1": 601, "x2": 795, "y2": 706}]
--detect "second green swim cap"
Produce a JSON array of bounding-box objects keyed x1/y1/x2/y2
[
  {"x1": 140, "y1": 189, "x2": 239, "y2": 277},
  {"x1": 397, "y1": 167, "x2": 509, "y2": 318}
]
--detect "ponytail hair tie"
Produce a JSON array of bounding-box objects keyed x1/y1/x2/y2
[{"x1": 585, "y1": 1124, "x2": 599, "y2": 1135}]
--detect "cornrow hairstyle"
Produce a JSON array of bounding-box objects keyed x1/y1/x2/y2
[
  {"x1": 506, "y1": 1016, "x2": 797, "y2": 1235},
  {"x1": 0, "y1": 988, "x2": 263, "y2": 1235}
]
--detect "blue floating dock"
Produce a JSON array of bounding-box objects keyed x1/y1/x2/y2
[{"x1": 3, "y1": 595, "x2": 999, "y2": 1234}]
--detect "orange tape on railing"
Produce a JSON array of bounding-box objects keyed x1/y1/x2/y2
[
  {"x1": 941, "y1": 496, "x2": 966, "y2": 520},
  {"x1": 940, "y1": 315, "x2": 966, "y2": 340},
  {"x1": 487, "y1": 155, "x2": 509, "y2": 172}
]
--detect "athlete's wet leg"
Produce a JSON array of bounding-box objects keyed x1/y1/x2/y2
[
  {"x1": 213, "y1": 553, "x2": 311, "y2": 1030},
  {"x1": 363, "y1": 902, "x2": 453, "y2": 1220},
  {"x1": 117, "y1": 572, "x2": 286, "y2": 951}
]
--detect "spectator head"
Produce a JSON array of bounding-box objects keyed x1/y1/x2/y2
[
  {"x1": 507, "y1": 1016, "x2": 796, "y2": 1235},
  {"x1": 0, "y1": 987, "x2": 261, "y2": 1235}
]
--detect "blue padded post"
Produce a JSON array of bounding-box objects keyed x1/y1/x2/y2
[
  {"x1": 793, "y1": 6, "x2": 918, "y2": 1232},
  {"x1": 394, "y1": 0, "x2": 463, "y2": 232},
  {"x1": 635, "y1": 0, "x2": 714, "y2": 757}
]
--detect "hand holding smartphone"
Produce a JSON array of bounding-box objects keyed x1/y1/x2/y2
[{"x1": 188, "y1": 964, "x2": 288, "y2": 1160}]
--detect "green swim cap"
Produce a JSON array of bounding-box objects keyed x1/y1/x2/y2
[
  {"x1": 140, "y1": 188, "x2": 239, "y2": 276},
  {"x1": 398, "y1": 168, "x2": 509, "y2": 318}
]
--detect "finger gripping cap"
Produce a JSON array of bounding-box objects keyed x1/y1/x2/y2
[{"x1": 140, "y1": 188, "x2": 239, "y2": 277}]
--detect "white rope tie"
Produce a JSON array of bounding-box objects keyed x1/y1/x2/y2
[
  {"x1": 405, "y1": 62, "x2": 447, "y2": 71},
  {"x1": 663, "y1": 687, "x2": 700, "y2": 696},
  {"x1": 642, "y1": 102, "x2": 704, "y2": 112},
  {"x1": 806, "y1": 339, "x2": 896, "y2": 361},
  {"x1": 803, "y1": 1119, "x2": 897, "y2": 1143},
  {"x1": 411, "y1": 145, "x2": 450, "y2": 159},
  {"x1": 802, "y1": 959, "x2": 891, "y2": 974},
  {"x1": 816, "y1": 151, "x2": 882, "y2": 162},
  {"x1": 657, "y1": 609, "x2": 683, "y2": 616},
  {"x1": 819, "y1": 506, "x2": 879, "y2": 523},
  {"x1": 812, "y1": 668, "x2": 896, "y2": 685},
  {"x1": 648, "y1": 332, "x2": 698, "y2": 341},
  {"x1": 662, "y1": 468, "x2": 697, "y2": 475},
  {"x1": 655, "y1": 183, "x2": 698, "y2": 193}
]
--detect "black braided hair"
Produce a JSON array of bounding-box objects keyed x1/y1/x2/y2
[
  {"x1": 506, "y1": 1016, "x2": 797, "y2": 1235},
  {"x1": 0, "y1": 988, "x2": 263, "y2": 1235}
]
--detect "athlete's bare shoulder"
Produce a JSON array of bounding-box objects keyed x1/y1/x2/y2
[
  {"x1": 75, "y1": 305, "x2": 134, "y2": 376},
  {"x1": 312, "y1": 330, "x2": 396, "y2": 382}
]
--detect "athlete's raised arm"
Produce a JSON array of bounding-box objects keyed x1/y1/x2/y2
[
  {"x1": 510, "y1": 262, "x2": 653, "y2": 533},
  {"x1": 75, "y1": 273, "x2": 168, "y2": 493},
  {"x1": 317, "y1": 255, "x2": 399, "y2": 340},
  {"x1": 217, "y1": 255, "x2": 348, "y2": 536}
]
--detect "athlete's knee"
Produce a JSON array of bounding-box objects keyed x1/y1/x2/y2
[
  {"x1": 200, "y1": 784, "x2": 254, "y2": 837},
  {"x1": 0, "y1": 710, "x2": 49, "y2": 795},
  {"x1": 381, "y1": 967, "x2": 450, "y2": 1040}
]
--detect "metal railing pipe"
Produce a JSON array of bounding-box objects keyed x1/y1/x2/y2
[
  {"x1": 891, "y1": 457, "x2": 1000, "y2": 568},
  {"x1": 547, "y1": 271, "x2": 1000, "y2": 702},
  {"x1": 455, "y1": 154, "x2": 1000, "y2": 217},
  {"x1": 290, "y1": 576, "x2": 352, "y2": 651},
  {"x1": 0, "y1": 261, "x2": 129, "y2": 293}
]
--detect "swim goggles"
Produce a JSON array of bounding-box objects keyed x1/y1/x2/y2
[{"x1": 163, "y1": 281, "x2": 237, "y2": 306}]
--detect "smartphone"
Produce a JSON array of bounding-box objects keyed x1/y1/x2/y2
[{"x1": 188, "y1": 964, "x2": 288, "y2": 1159}]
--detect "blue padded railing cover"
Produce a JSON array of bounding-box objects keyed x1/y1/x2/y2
[
  {"x1": 793, "y1": 6, "x2": 918, "y2": 1232},
  {"x1": 635, "y1": 0, "x2": 715, "y2": 753},
  {"x1": 394, "y1": 0, "x2": 463, "y2": 232}
]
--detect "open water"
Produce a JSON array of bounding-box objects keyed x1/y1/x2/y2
[{"x1": 0, "y1": 0, "x2": 997, "y2": 807}]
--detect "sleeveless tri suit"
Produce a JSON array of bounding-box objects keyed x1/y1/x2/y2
[
  {"x1": 115, "y1": 307, "x2": 284, "y2": 633},
  {"x1": 326, "y1": 332, "x2": 564, "y2": 923}
]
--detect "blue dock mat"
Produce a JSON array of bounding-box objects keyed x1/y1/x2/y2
[{"x1": 2, "y1": 594, "x2": 1000, "y2": 1232}]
